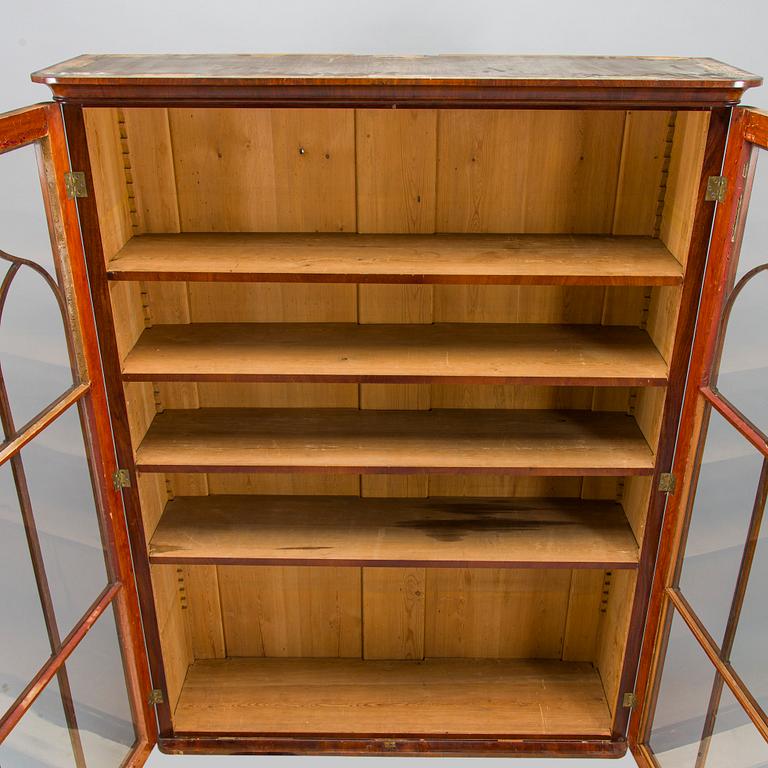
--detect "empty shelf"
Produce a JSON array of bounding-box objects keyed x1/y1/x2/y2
[
  {"x1": 134, "y1": 407, "x2": 656, "y2": 475},
  {"x1": 173, "y1": 657, "x2": 612, "y2": 736},
  {"x1": 149, "y1": 494, "x2": 639, "y2": 568},
  {"x1": 123, "y1": 323, "x2": 668, "y2": 385},
  {"x1": 107, "y1": 232, "x2": 683, "y2": 285}
]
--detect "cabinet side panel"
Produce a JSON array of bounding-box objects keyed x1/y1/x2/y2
[
  {"x1": 595, "y1": 569, "x2": 637, "y2": 719},
  {"x1": 151, "y1": 564, "x2": 193, "y2": 714},
  {"x1": 612, "y1": 111, "x2": 674, "y2": 236}
]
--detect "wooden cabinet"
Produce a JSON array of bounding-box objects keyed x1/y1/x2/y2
[{"x1": 1, "y1": 55, "x2": 766, "y2": 764}]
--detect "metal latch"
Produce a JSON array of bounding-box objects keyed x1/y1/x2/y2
[
  {"x1": 381, "y1": 739, "x2": 397, "y2": 751},
  {"x1": 148, "y1": 688, "x2": 164, "y2": 705},
  {"x1": 658, "y1": 473, "x2": 676, "y2": 494},
  {"x1": 113, "y1": 468, "x2": 131, "y2": 491},
  {"x1": 623, "y1": 692, "x2": 637, "y2": 709},
  {"x1": 64, "y1": 171, "x2": 87, "y2": 199},
  {"x1": 705, "y1": 175, "x2": 727, "y2": 203}
]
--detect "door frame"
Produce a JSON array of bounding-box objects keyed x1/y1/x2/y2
[
  {"x1": 0, "y1": 103, "x2": 156, "y2": 766},
  {"x1": 631, "y1": 106, "x2": 768, "y2": 764}
]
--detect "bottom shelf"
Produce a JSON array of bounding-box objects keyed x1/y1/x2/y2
[{"x1": 173, "y1": 658, "x2": 612, "y2": 736}]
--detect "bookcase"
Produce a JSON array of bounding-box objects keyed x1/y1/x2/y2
[{"x1": 20, "y1": 54, "x2": 763, "y2": 760}]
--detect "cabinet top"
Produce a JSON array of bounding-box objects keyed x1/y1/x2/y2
[{"x1": 31, "y1": 54, "x2": 762, "y2": 108}]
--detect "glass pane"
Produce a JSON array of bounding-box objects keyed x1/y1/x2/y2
[
  {"x1": 716, "y1": 270, "x2": 768, "y2": 436},
  {"x1": 64, "y1": 604, "x2": 137, "y2": 765},
  {"x1": 21, "y1": 405, "x2": 110, "y2": 638},
  {"x1": 730, "y1": 500, "x2": 768, "y2": 717},
  {"x1": 736, "y1": 150, "x2": 767, "y2": 280},
  {"x1": 678, "y1": 409, "x2": 764, "y2": 645},
  {"x1": 0, "y1": 266, "x2": 74, "y2": 430},
  {"x1": 0, "y1": 674, "x2": 77, "y2": 768},
  {"x1": 705, "y1": 683, "x2": 768, "y2": 768},
  {"x1": 650, "y1": 609, "x2": 718, "y2": 767},
  {"x1": 0, "y1": 144, "x2": 56, "y2": 275},
  {"x1": 0, "y1": 462, "x2": 53, "y2": 717}
]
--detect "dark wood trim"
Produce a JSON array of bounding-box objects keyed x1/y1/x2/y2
[
  {"x1": 45, "y1": 102, "x2": 158, "y2": 752},
  {"x1": 0, "y1": 103, "x2": 49, "y2": 154},
  {"x1": 0, "y1": 583, "x2": 120, "y2": 742},
  {"x1": 60, "y1": 102, "x2": 171, "y2": 737},
  {"x1": 701, "y1": 386, "x2": 768, "y2": 456},
  {"x1": 42, "y1": 84, "x2": 753, "y2": 110},
  {"x1": 667, "y1": 589, "x2": 768, "y2": 740},
  {"x1": 694, "y1": 458, "x2": 768, "y2": 767},
  {"x1": 0, "y1": 382, "x2": 89, "y2": 464},
  {"x1": 158, "y1": 733, "x2": 628, "y2": 758},
  {"x1": 629, "y1": 106, "x2": 753, "y2": 750},
  {"x1": 613, "y1": 106, "x2": 731, "y2": 740}
]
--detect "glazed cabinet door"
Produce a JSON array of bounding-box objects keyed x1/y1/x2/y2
[
  {"x1": 0, "y1": 104, "x2": 155, "y2": 766},
  {"x1": 632, "y1": 107, "x2": 768, "y2": 766}
]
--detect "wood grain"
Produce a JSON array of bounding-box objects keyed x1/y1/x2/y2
[
  {"x1": 149, "y1": 495, "x2": 639, "y2": 568},
  {"x1": 173, "y1": 657, "x2": 612, "y2": 735},
  {"x1": 134, "y1": 407, "x2": 656, "y2": 475},
  {"x1": 106, "y1": 232, "x2": 683, "y2": 285},
  {"x1": 122, "y1": 322, "x2": 668, "y2": 385},
  {"x1": 363, "y1": 568, "x2": 426, "y2": 660},
  {"x1": 217, "y1": 566, "x2": 361, "y2": 658},
  {"x1": 424, "y1": 568, "x2": 571, "y2": 658}
]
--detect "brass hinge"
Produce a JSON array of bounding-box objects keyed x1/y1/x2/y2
[
  {"x1": 148, "y1": 688, "x2": 164, "y2": 706},
  {"x1": 113, "y1": 468, "x2": 131, "y2": 491},
  {"x1": 623, "y1": 692, "x2": 638, "y2": 709},
  {"x1": 64, "y1": 171, "x2": 87, "y2": 199},
  {"x1": 658, "y1": 472, "x2": 676, "y2": 494},
  {"x1": 705, "y1": 175, "x2": 727, "y2": 203}
]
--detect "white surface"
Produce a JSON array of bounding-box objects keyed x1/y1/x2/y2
[{"x1": 2, "y1": 0, "x2": 768, "y2": 766}]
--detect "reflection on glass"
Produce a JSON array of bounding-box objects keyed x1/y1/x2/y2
[
  {"x1": 716, "y1": 270, "x2": 768, "y2": 436},
  {"x1": 705, "y1": 683, "x2": 768, "y2": 768},
  {"x1": 64, "y1": 604, "x2": 136, "y2": 765},
  {"x1": 0, "y1": 144, "x2": 56, "y2": 275},
  {"x1": 0, "y1": 266, "x2": 74, "y2": 431},
  {"x1": 0, "y1": 674, "x2": 76, "y2": 768},
  {"x1": 678, "y1": 409, "x2": 763, "y2": 645},
  {"x1": 736, "y1": 151, "x2": 767, "y2": 280},
  {"x1": 650, "y1": 610, "x2": 718, "y2": 766},
  {"x1": 22, "y1": 406, "x2": 110, "y2": 638},
  {"x1": 730, "y1": 507, "x2": 768, "y2": 718},
  {"x1": 0, "y1": 463, "x2": 53, "y2": 718}
]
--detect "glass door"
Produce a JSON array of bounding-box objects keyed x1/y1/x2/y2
[
  {"x1": 0, "y1": 104, "x2": 155, "y2": 767},
  {"x1": 633, "y1": 107, "x2": 768, "y2": 767}
]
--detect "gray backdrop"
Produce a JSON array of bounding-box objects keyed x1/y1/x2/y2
[{"x1": 2, "y1": 1, "x2": 767, "y2": 766}]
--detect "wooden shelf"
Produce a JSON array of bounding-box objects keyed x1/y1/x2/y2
[
  {"x1": 107, "y1": 233, "x2": 683, "y2": 285},
  {"x1": 123, "y1": 323, "x2": 668, "y2": 386},
  {"x1": 134, "y1": 408, "x2": 655, "y2": 475},
  {"x1": 173, "y1": 657, "x2": 612, "y2": 736},
  {"x1": 148, "y1": 494, "x2": 639, "y2": 568}
]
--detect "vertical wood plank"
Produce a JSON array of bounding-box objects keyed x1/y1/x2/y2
[
  {"x1": 218, "y1": 566, "x2": 362, "y2": 658},
  {"x1": 363, "y1": 568, "x2": 425, "y2": 660},
  {"x1": 425, "y1": 568, "x2": 571, "y2": 658},
  {"x1": 436, "y1": 109, "x2": 625, "y2": 233},
  {"x1": 356, "y1": 109, "x2": 437, "y2": 233}
]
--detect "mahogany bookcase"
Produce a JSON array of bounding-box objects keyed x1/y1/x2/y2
[{"x1": 0, "y1": 55, "x2": 765, "y2": 765}]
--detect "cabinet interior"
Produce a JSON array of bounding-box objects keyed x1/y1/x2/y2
[{"x1": 82, "y1": 106, "x2": 709, "y2": 738}]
